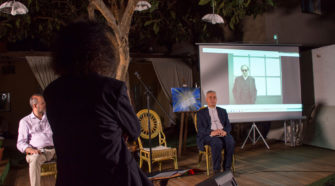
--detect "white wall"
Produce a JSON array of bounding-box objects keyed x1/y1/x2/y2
[
  {"x1": 303, "y1": 45, "x2": 335, "y2": 150},
  {"x1": 312, "y1": 45, "x2": 335, "y2": 106}
]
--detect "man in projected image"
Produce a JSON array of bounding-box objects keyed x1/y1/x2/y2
[
  {"x1": 196, "y1": 90, "x2": 235, "y2": 174},
  {"x1": 233, "y1": 64, "x2": 257, "y2": 104}
]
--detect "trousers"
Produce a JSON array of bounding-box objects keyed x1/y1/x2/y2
[
  {"x1": 26, "y1": 148, "x2": 55, "y2": 186},
  {"x1": 203, "y1": 135, "x2": 235, "y2": 171}
]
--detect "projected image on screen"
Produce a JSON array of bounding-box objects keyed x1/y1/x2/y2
[
  {"x1": 229, "y1": 53, "x2": 283, "y2": 105},
  {"x1": 198, "y1": 44, "x2": 302, "y2": 122}
]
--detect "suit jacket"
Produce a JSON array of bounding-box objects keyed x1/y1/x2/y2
[
  {"x1": 232, "y1": 76, "x2": 257, "y2": 104},
  {"x1": 196, "y1": 107, "x2": 232, "y2": 151},
  {"x1": 44, "y1": 73, "x2": 152, "y2": 186}
]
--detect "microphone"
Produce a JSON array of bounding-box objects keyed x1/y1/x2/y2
[{"x1": 134, "y1": 72, "x2": 141, "y2": 79}]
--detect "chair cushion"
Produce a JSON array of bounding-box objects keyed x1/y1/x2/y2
[{"x1": 143, "y1": 146, "x2": 170, "y2": 151}]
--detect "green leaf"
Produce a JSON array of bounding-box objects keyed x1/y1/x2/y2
[
  {"x1": 266, "y1": 0, "x2": 274, "y2": 7},
  {"x1": 153, "y1": 23, "x2": 159, "y2": 34},
  {"x1": 170, "y1": 11, "x2": 176, "y2": 19},
  {"x1": 244, "y1": 0, "x2": 251, "y2": 6},
  {"x1": 15, "y1": 19, "x2": 20, "y2": 28},
  {"x1": 150, "y1": 1, "x2": 159, "y2": 13},
  {"x1": 144, "y1": 20, "x2": 155, "y2": 26},
  {"x1": 202, "y1": 24, "x2": 207, "y2": 31},
  {"x1": 198, "y1": 0, "x2": 211, "y2": 6},
  {"x1": 218, "y1": 1, "x2": 225, "y2": 10},
  {"x1": 229, "y1": 21, "x2": 235, "y2": 30}
]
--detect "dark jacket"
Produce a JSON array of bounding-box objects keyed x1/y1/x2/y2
[
  {"x1": 44, "y1": 73, "x2": 152, "y2": 186},
  {"x1": 196, "y1": 107, "x2": 232, "y2": 151}
]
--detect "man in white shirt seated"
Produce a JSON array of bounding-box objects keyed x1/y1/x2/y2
[{"x1": 17, "y1": 94, "x2": 55, "y2": 186}]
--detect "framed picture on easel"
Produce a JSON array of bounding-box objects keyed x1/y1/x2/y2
[{"x1": 171, "y1": 88, "x2": 201, "y2": 112}]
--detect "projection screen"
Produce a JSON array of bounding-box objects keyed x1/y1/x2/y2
[{"x1": 198, "y1": 44, "x2": 302, "y2": 122}]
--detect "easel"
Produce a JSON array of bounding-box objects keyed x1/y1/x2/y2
[{"x1": 178, "y1": 112, "x2": 195, "y2": 157}]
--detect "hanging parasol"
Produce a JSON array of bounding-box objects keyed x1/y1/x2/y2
[
  {"x1": 135, "y1": 1, "x2": 151, "y2": 11},
  {"x1": 0, "y1": 0, "x2": 28, "y2": 16},
  {"x1": 201, "y1": 0, "x2": 224, "y2": 24}
]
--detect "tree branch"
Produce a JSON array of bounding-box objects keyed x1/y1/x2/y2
[
  {"x1": 89, "y1": 0, "x2": 121, "y2": 44},
  {"x1": 105, "y1": 29, "x2": 118, "y2": 50},
  {"x1": 111, "y1": 1, "x2": 120, "y2": 24},
  {"x1": 87, "y1": 2, "x2": 95, "y2": 21},
  {"x1": 120, "y1": 0, "x2": 138, "y2": 35}
]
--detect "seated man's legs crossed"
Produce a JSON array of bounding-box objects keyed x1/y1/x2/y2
[{"x1": 26, "y1": 148, "x2": 55, "y2": 186}]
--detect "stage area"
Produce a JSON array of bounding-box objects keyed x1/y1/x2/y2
[{"x1": 4, "y1": 141, "x2": 335, "y2": 185}]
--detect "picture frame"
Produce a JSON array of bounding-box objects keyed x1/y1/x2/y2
[
  {"x1": 171, "y1": 88, "x2": 201, "y2": 112},
  {"x1": 0, "y1": 93, "x2": 10, "y2": 112}
]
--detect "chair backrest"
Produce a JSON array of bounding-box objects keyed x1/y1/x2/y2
[
  {"x1": 136, "y1": 109, "x2": 167, "y2": 149},
  {"x1": 193, "y1": 107, "x2": 207, "y2": 133}
]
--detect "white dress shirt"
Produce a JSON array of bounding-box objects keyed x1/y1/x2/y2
[
  {"x1": 17, "y1": 112, "x2": 54, "y2": 153},
  {"x1": 208, "y1": 107, "x2": 224, "y2": 130}
]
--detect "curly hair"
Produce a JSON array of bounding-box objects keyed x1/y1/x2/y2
[{"x1": 51, "y1": 21, "x2": 116, "y2": 77}]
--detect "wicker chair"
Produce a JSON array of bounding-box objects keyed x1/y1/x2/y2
[
  {"x1": 194, "y1": 107, "x2": 235, "y2": 176},
  {"x1": 25, "y1": 152, "x2": 57, "y2": 178},
  {"x1": 137, "y1": 109, "x2": 178, "y2": 173},
  {"x1": 41, "y1": 160, "x2": 57, "y2": 178}
]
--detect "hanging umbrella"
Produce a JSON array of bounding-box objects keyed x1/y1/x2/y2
[
  {"x1": 0, "y1": 0, "x2": 28, "y2": 16},
  {"x1": 201, "y1": 0, "x2": 224, "y2": 24},
  {"x1": 135, "y1": 1, "x2": 151, "y2": 11},
  {"x1": 202, "y1": 14, "x2": 224, "y2": 24}
]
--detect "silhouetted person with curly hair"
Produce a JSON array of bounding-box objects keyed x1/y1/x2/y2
[{"x1": 44, "y1": 21, "x2": 152, "y2": 186}]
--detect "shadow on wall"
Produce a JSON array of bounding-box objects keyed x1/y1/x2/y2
[
  {"x1": 303, "y1": 103, "x2": 334, "y2": 149},
  {"x1": 303, "y1": 103, "x2": 322, "y2": 142}
]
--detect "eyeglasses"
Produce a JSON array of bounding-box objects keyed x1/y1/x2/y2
[{"x1": 241, "y1": 69, "x2": 248, "y2": 72}]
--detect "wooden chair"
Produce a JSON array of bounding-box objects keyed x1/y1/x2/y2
[
  {"x1": 194, "y1": 107, "x2": 235, "y2": 176},
  {"x1": 41, "y1": 160, "x2": 57, "y2": 178},
  {"x1": 137, "y1": 109, "x2": 178, "y2": 173}
]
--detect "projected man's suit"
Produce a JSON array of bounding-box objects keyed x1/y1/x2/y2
[{"x1": 232, "y1": 65, "x2": 257, "y2": 104}]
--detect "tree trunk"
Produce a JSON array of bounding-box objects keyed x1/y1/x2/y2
[
  {"x1": 116, "y1": 40, "x2": 130, "y2": 81},
  {"x1": 88, "y1": 0, "x2": 137, "y2": 82}
]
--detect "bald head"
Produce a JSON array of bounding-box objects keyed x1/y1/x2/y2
[{"x1": 29, "y1": 94, "x2": 46, "y2": 118}]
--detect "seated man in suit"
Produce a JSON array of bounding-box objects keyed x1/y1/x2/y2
[
  {"x1": 197, "y1": 90, "x2": 235, "y2": 173},
  {"x1": 17, "y1": 94, "x2": 55, "y2": 186}
]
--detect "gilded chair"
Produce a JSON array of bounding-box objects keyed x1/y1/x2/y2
[
  {"x1": 137, "y1": 109, "x2": 178, "y2": 173},
  {"x1": 194, "y1": 107, "x2": 235, "y2": 176}
]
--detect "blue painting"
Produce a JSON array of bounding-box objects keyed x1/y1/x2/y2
[{"x1": 171, "y1": 88, "x2": 201, "y2": 112}]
